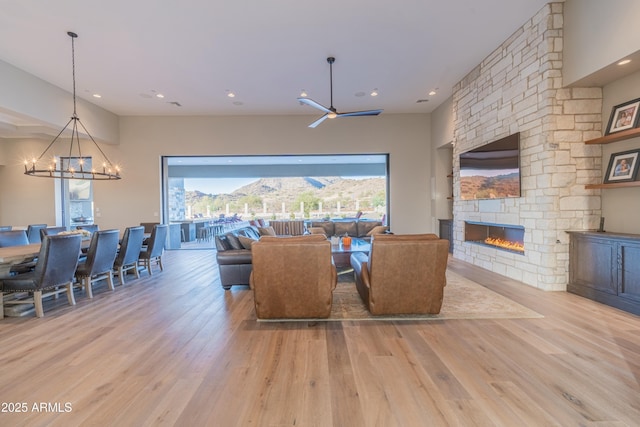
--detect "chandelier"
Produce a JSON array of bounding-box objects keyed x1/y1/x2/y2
[{"x1": 24, "y1": 31, "x2": 121, "y2": 180}]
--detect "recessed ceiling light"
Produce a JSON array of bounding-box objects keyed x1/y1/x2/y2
[
  {"x1": 156, "y1": 93, "x2": 165, "y2": 99},
  {"x1": 428, "y1": 90, "x2": 437, "y2": 96},
  {"x1": 370, "y1": 89, "x2": 379, "y2": 97},
  {"x1": 226, "y1": 91, "x2": 236, "y2": 98},
  {"x1": 618, "y1": 59, "x2": 631, "y2": 65},
  {"x1": 92, "y1": 93, "x2": 102, "y2": 98}
]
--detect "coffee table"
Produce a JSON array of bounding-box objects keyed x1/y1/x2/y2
[{"x1": 331, "y1": 237, "x2": 370, "y2": 269}]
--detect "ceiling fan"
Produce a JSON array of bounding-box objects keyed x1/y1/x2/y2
[{"x1": 298, "y1": 57, "x2": 383, "y2": 128}]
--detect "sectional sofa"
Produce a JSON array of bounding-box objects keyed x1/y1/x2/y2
[{"x1": 214, "y1": 219, "x2": 386, "y2": 290}]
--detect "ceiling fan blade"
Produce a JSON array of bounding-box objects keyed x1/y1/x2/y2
[
  {"x1": 297, "y1": 97, "x2": 332, "y2": 114},
  {"x1": 308, "y1": 114, "x2": 329, "y2": 128},
  {"x1": 337, "y1": 109, "x2": 384, "y2": 117}
]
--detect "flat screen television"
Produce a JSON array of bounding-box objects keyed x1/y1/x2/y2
[{"x1": 459, "y1": 132, "x2": 520, "y2": 200}]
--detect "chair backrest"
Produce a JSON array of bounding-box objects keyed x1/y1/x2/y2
[
  {"x1": 26, "y1": 224, "x2": 47, "y2": 243},
  {"x1": 32, "y1": 234, "x2": 83, "y2": 289},
  {"x1": 114, "y1": 226, "x2": 145, "y2": 267},
  {"x1": 0, "y1": 225, "x2": 12, "y2": 231},
  {"x1": 145, "y1": 224, "x2": 168, "y2": 258},
  {"x1": 76, "y1": 224, "x2": 99, "y2": 233},
  {"x1": 367, "y1": 233, "x2": 449, "y2": 315},
  {"x1": 140, "y1": 222, "x2": 159, "y2": 234},
  {"x1": 40, "y1": 226, "x2": 68, "y2": 240},
  {"x1": 0, "y1": 230, "x2": 29, "y2": 247},
  {"x1": 82, "y1": 229, "x2": 120, "y2": 275},
  {"x1": 250, "y1": 234, "x2": 336, "y2": 318}
]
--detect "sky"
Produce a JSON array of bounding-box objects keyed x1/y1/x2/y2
[{"x1": 184, "y1": 178, "x2": 258, "y2": 195}]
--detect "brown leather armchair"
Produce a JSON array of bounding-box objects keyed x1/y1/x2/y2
[
  {"x1": 350, "y1": 233, "x2": 449, "y2": 315},
  {"x1": 250, "y1": 234, "x2": 337, "y2": 319}
]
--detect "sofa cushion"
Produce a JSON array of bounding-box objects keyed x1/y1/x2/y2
[
  {"x1": 310, "y1": 221, "x2": 334, "y2": 237},
  {"x1": 238, "y1": 235, "x2": 256, "y2": 250},
  {"x1": 258, "y1": 226, "x2": 276, "y2": 236},
  {"x1": 334, "y1": 221, "x2": 357, "y2": 237}
]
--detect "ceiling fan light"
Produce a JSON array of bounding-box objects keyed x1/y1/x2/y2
[
  {"x1": 300, "y1": 90, "x2": 308, "y2": 97},
  {"x1": 327, "y1": 112, "x2": 337, "y2": 119}
]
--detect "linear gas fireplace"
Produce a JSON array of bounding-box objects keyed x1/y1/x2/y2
[{"x1": 464, "y1": 221, "x2": 525, "y2": 254}]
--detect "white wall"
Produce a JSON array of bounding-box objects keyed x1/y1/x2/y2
[
  {"x1": 0, "y1": 59, "x2": 119, "y2": 145},
  {"x1": 430, "y1": 97, "x2": 454, "y2": 226},
  {"x1": 563, "y1": 0, "x2": 640, "y2": 85},
  {"x1": 0, "y1": 113, "x2": 432, "y2": 233}
]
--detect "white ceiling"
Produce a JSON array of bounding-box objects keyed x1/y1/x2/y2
[{"x1": 0, "y1": 0, "x2": 550, "y2": 123}]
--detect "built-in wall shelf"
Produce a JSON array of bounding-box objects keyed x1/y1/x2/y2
[
  {"x1": 584, "y1": 127, "x2": 640, "y2": 189},
  {"x1": 586, "y1": 181, "x2": 640, "y2": 189},
  {"x1": 585, "y1": 127, "x2": 640, "y2": 144}
]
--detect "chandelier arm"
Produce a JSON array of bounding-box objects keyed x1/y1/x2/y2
[
  {"x1": 76, "y1": 119, "x2": 117, "y2": 169},
  {"x1": 33, "y1": 117, "x2": 75, "y2": 162}
]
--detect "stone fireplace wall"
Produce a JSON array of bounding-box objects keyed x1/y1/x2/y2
[{"x1": 452, "y1": 3, "x2": 602, "y2": 290}]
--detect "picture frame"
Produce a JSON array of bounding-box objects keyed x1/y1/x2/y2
[
  {"x1": 603, "y1": 149, "x2": 640, "y2": 184},
  {"x1": 606, "y1": 98, "x2": 640, "y2": 135}
]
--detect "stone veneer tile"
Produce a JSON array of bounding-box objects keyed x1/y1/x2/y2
[{"x1": 451, "y1": 2, "x2": 602, "y2": 291}]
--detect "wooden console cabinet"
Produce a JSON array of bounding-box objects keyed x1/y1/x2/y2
[{"x1": 567, "y1": 231, "x2": 640, "y2": 315}]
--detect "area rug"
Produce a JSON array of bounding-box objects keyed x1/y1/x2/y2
[{"x1": 260, "y1": 270, "x2": 543, "y2": 322}]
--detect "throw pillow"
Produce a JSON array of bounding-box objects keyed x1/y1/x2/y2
[
  {"x1": 226, "y1": 234, "x2": 243, "y2": 250},
  {"x1": 238, "y1": 235, "x2": 256, "y2": 250},
  {"x1": 258, "y1": 226, "x2": 276, "y2": 236},
  {"x1": 367, "y1": 225, "x2": 388, "y2": 236},
  {"x1": 215, "y1": 235, "x2": 233, "y2": 251},
  {"x1": 308, "y1": 227, "x2": 327, "y2": 236}
]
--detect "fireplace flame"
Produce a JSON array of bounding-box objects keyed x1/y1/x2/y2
[{"x1": 484, "y1": 237, "x2": 525, "y2": 253}]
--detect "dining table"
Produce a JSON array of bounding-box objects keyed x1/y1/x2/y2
[
  {"x1": 0, "y1": 243, "x2": 41, "y2": 278},
  {"x1": 0, "y1": 239, "x2": 91, "y2": 279}
]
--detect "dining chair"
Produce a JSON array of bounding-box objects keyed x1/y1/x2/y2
[
  {"x1": 75, "y1": 229, "x2": 120, "y2": 299},
  {"x1": 1, "y1": 234, "x2": 83, "y2": 318},
  {"x1": 113, "y1": 226, "x2": 145, "y2": 285},
  {"x1": 0, "y1": 230, "x2": 29, "y2": 247},
  {"x1": 26, "y1": 224, "x2": 47, "y2": 244},
  {"x1": 138, "y1": 224, "x2": 168, "y2": 275},
  {"x1": 40, "y1": 226, "x2": 68, "y2": 240}
]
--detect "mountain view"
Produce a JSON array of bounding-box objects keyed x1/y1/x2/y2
[
  {"x1": 185, "y1": 176, "x2": 386, "y2": 218},
  {"x1": 460, "y1": 172, "x2": 520, "y2": 200}
]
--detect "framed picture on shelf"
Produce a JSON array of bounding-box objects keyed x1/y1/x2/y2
[
  {"x1": 605, "y1": 98, "x2": 640, "y2": 135},
  {"x1": 603, "y1": 149, "x2": 640, "y2": 183}
]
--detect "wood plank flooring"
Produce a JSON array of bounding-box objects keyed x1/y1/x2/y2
[{"x1": 0, "y1": 250, "x2": 639, "y2": 426}]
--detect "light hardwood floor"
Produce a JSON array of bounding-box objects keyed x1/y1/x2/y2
[{"x1": 0, "y1": 249, "x2": 639, "y2": 426}]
